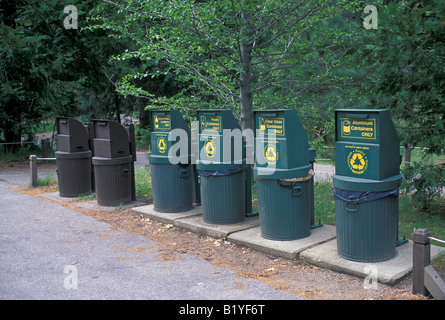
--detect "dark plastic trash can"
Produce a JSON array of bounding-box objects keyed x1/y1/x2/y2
[
  {"x1": 56, "y1": 117, "x2": 93, "y2": 197},
  {"x1": 56, "y1": 151, "x2": 92, "y2": 197},
  {"x1": 92, "y1": 120, "x2": 135, "y2": 207},
  {"x1": 334, "y1": 188, "x2": 399, "y2": 262},
  {"x1": 198, "y1": 168, "x2": 246, "y2": 225},
  {"x1": 92, "y1": 156, "x2": 133, "y2": 207}
]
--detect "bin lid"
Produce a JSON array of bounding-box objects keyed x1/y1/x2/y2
[
  {"x1": 56, "y1": 118, "x2": 90, "y2": 153},
  {"x1": 334, "y1": 109, "x2": 401, "y2": 181},
  {"x1": 148, "y1": 110, "x2": 191, "y2": 165},
  {"x1": 253, "y1": 109, "x2": 313, "y2": 179},
  {"x1": 55, "y1": 150, "x2": 91, "y2": 159},
  {"x1": 92, "y1": 120, "x2": 130, "y2": 158},
  {"x1": 92, "y1": 155, "x2": 132, "y2": 166},
  {"x1": 333, "y1": 173, "x2": 402, "y2": 192},
  {"x1": 196, "y1": 109, "x2": 245, "y2": 171}
]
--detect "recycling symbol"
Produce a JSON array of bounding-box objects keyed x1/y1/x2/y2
[
  {"x1": 205, "y1": 140, "x2": 216, "y2": 158},
  {"x1": 264, "y1": 145, "x2": 278, "y2": 165},
  {"x1": 347, "y1": 150, "x2": 368, "y2": 174},
  {"x1": 157, "y1": 137, "x2": 167, "y2": 153}
]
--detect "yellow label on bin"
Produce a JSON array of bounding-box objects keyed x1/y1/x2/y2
[
  {"x1": 157, "y1": 136, "x2": 167, "y2": 153},
  {"x1": 341, "y1": 118, "x2": 376, "y2": 140}
]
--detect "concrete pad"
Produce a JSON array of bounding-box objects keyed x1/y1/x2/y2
[
  {"x1": 174, "y1": 214, "x2": 260, "y2": 239},
  {"x1": 228, "y1": 224, "x2": 337, "y2": 259},
  {"x1": 131, "y1": 204, "x2": 202, "y2": 224},
  {"x1": 300, "y1": 239, "x2": 445, "y2": 285}
]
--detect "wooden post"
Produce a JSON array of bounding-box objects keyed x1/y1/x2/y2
[
  {"x1": 41, "y1": 137, "x2": 49, "y2": 158},
  {"x1": 412, "y1": 228, "x2": 431, "y2": 295},
  {"x1": 30, "y1": 155, "x2": 38, "y2": 187},
  {"x1": 404, "y1": 145, "x2": 411, "y2": 168},
  {"x1": 424, "y1": 265, "x2": 445, "y2": 300}
]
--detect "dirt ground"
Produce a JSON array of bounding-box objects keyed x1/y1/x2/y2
[{"x1": 12, "y1": 181, "x2": 442, "y2": 301}]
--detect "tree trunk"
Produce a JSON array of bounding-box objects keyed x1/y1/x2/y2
[
  {"x1": 239, "y1": 10, "x2": 254, "y2": 131},
  {"x1": 114, "y1": 90, "x2": 121, "y2": 124},
  {"x1": 3, "y1": 101, "x2": 22, "y2": 153}
]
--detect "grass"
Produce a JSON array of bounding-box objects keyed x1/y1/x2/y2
[
  {"x1": 37, "y1": 174, "x2": 57, "y2": 187},
  {"x1": 313, "y1": 181, "x2": 336, "y2": 225},
  {"x1": 135, "y1": 165, "x2": 152, "y2": 200},
  {"x1": 398, "y1": 195, "x2": 445, "y2": 245},
  {"x1": 77, "y1": 192, "x2": 96, "y2": 201}
]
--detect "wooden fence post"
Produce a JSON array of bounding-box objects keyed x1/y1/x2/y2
[
  {"x1": 412, "y1": 228, "x2": 430, "y2": 295},
  {"x1": 41, "y1": 137, "x2": 49, "y2": 158},
  {"x1": 30, "y1": 155, "x2": 38, "y2": 187}
]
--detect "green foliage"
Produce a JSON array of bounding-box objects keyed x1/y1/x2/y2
[
  {"x1": 134, "y1": 125, "x2": 151, "y2": 151},
  {"x1": 36, "y1": 174, "x2": 57, "y2": 187},
  {"x1": 402, "y1": 162, "x2": 445, "y2": 212},
  {"x1": 314, "y1": 181, "x2": 335, "y2": 225},
  {"x1": 135, "y1": 166, "x2": 152, "y2": 200},
  {"x1": 367, "y1": 0, "x2": 445, "y2": 155},
  {"x1": 0, "y1": 0, "x2": 143, "y2": 150},
  {"x1": 356, "y1": 0, "x2": 445, "y2": 213},
  {"x1": 89, "y1": 0, "x2": 352, "y2": 131}
]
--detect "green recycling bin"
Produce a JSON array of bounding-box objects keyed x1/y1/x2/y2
[
  {"x1": 196, "y1": 109, "x2": 248, "y2": 224},
  {"x1": 253, "y1": 109, "x2": 316, "y2": 240},
  {"x1": 149, "y1": 110, "x2": 194, "y2": 213},
  {"x1": 333, "y1": 109, "x2": 405, "y2": 262}
]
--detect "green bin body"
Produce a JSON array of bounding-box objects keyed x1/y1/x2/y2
[
  {"x1": 150, "y1": 163, "x2": 193, "y2": 213},
  {"x1": 256, "y1": 179, "x2": 311, "y2": 240},
  {"x1": 333, "y1": 109, "x2": 404, "y2": 262},
  {"x1": 334, "y1": 188, "x2": 399, "y2": 262},
  {"x1": 199, "y1": 170, "x2": 246, "y2": 224},
  {"x1": 196, "y1": 109, "x2": 249, "y2": 224},
  {"x1": 149, "y1": 110, "x2": 194, "y2": 213},
  {"x1": 253, "y1": 109, "x2": 316, "y2": 240}
]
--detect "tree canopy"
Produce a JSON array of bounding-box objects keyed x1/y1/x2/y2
[{"x1": 1, "y1": 0, "x2": 443, "y2": 210}]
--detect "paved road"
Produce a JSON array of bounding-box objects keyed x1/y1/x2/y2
[
  {"x1": 0, "y1": 152, "x2": 151, "y2": 189},
  {"x1": 0, "y1": 154, "x2": 303, "y2": 301}
]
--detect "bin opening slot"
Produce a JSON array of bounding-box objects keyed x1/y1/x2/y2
[
  {"x1": 258, "y1": 112, "x2": 278, "y2": 118},
  {"x1": 344, "y1": 114, "x2": 369, "y2": 119}
]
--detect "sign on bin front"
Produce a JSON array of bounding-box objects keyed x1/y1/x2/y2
[{"x1": 340, "y1": 117, "x2": 376, "y2": 140}]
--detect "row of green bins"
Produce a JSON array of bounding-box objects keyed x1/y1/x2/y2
[
  {"x1": 333, "y1": 109, "x2": 406, "y2": 262},
  {"x1": 196, "y1": 109, "x2": 250, "y2": 224},
  {"x1": 55, "y1": 117, "x2": 93, "y2": 197},
  {"x1": 92, "y1": 120, "x2": 136, "y2": 207},
  {"x1": 253, "y1": 109, "x2": 317, "y2": 240},
  {"x1": 149, "y1": 110, "x2": 195, "y2": 213}
]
